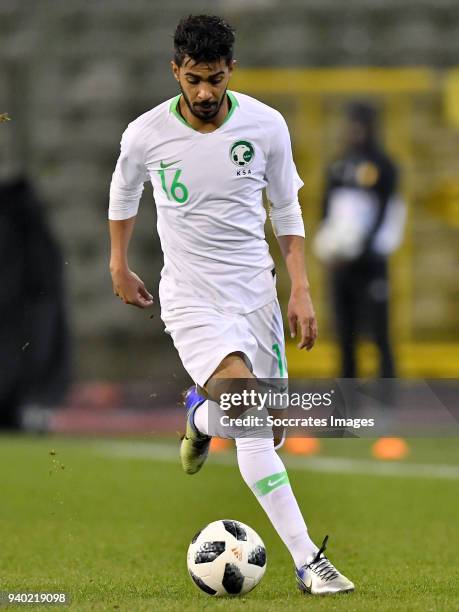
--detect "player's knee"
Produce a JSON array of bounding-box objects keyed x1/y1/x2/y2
[
  {"x1": 208, "y1": 352, "x2": 252, "y2": 381},
  {"x1": 204, "y1": 352, "x2": 253, "y2": 407}
]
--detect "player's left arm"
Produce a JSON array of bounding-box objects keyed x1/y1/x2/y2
[
  {"x1": 265, "y1": 113, "x2": 317, "y2": 351},
  {"x1": 277, "y1": 235, "x2": 317, "y2": 351}
]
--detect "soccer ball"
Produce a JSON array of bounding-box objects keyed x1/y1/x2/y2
[{"x1": 187, "y1": 519, "x2": 267, "y2": 596}]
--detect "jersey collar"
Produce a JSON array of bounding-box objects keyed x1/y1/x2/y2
[{"x1": 170, "y1": 91, "x2": 239, "y2": 132}]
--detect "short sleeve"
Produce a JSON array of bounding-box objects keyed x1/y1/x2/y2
[
  {"x1": 265, "y1": 114, "x2": 304, "y2": 209},
  {"x1": 108, "y1": 124, "x2": 149, "y2": 220}
]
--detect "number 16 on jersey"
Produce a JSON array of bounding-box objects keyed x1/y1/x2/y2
[{"x1": 158, "y1": 168, "x2": 189, "y2": 204}]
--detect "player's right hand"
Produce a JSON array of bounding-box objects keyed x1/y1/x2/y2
[{"x1": 111, "y1": 268, "x2": 154, "y2": 308}]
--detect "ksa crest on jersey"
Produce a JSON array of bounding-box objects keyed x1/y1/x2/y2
[{"x1": 230, "y1": 141, "x2": 255, "y2": 167}]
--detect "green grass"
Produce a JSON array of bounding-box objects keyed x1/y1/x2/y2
[{"x1": 0, "y1": 435, "x2": 458, "y2": 611}]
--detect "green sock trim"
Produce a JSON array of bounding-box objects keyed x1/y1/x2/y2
[{"x1": 253, "y1": 471, "x2": 289, "y2": 497}]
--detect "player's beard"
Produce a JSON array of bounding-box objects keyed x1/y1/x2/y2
[{"x1": 180, "y1": 86, "x2": 227, "y2": 122}]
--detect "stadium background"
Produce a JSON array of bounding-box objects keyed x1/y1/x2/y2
[{"x1": 1, "y1": 0, "x2": 458, "y2": 388}]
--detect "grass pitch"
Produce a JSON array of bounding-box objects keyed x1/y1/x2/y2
[{"x1": 0, "y1": 435, "x2": 458, "y2": 611}]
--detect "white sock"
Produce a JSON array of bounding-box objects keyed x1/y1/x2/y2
[
  {"x1": 192, "y1": 400, "x2": 210, "y2": 436},
  {"x1": 235, "y1": 436, "x2": 318, "y2": 568},
  {"x1": 193, "y1": 399, "x2": 235, "y2": 438}
]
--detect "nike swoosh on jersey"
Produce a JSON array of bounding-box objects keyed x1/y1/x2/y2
[{"x1": 160, "y1": 160, "x2": 181, "y2": 169}]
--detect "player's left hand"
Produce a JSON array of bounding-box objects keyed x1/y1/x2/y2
[{"x1": 288, "y1": 286, "x2": 318, "y2": 351}]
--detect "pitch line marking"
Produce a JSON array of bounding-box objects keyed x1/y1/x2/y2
[{"x1": 94, "y1": 441, "x2": 459, "y2": 481}]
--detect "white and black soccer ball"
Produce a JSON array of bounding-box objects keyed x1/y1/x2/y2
[{"x1": 187, "y1": 519, "x2": 267, "y2": 596}]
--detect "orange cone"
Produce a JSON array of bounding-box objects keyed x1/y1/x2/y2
[
  {"x1": 284, "y1": 437, "x2": 321, "y2": 456},
  {"x1": 372, "y1": 437, "x2": 409, "y2": 460},
  {"x1": 210, "y1": 437, "x2": 232, "y2": 452}
]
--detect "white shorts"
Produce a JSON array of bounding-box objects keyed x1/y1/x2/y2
[{"x1": 161, "y1": 298, "x2": 288, "y2": 387}]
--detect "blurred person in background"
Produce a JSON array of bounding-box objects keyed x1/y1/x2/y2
[
  {"x1": 314, "y1": 102, "x2": 406, "y2": 378},
  {"x1": 0, "y1": 118, "x2": 71, "y2": 430}
]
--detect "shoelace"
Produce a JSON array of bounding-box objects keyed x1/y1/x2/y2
[{"x1": 307, "y1": 535, "x2": 339, "y2": 582}]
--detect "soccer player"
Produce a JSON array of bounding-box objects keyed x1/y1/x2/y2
[{"x1": 108, "y1": 15, "x2": 354, "y2": 595}]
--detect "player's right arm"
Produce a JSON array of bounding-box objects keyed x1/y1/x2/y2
[
  {"x1": 108, "y1": 123, "x2": 153, "y2": 308},
  {"x1": 109, "y1": 217, "x2": 153, "y2": 308}
]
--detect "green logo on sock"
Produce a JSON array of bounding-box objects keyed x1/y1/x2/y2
[{"x1": 253, "y1": 471, "x2": 289, "y2": 496}]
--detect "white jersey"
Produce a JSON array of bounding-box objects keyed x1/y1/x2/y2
[{"x1": 109, "y1": 91, "x2": 304, "y2": 314}]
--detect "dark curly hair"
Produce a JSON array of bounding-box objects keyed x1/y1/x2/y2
[{"x1": 173, "y1": 15, "x2": 235, "y2": 67}]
